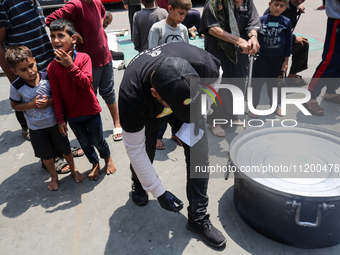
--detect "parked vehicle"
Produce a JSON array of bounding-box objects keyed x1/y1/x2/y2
[
  {"x1": 38, "y1": 0, "x2": 122, "y2": 9},
  {"x1": 38, "y1": 0, "x2": 68, "y2": 9}
]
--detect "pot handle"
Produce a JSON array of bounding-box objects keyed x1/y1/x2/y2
[
  {"x1": 224, "y1": 151, "x2": 231, "y2": 180},
  {"x1": 286, "y1": 200, "x2": 335, "y2": 227}
]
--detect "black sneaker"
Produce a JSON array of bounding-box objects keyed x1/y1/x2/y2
[
  {"x1": 186, "y1": 219, "x2": 227, "y2": 248},
  {"x1": 131, "y1": 183, "x2": 148, "y2": 206}
]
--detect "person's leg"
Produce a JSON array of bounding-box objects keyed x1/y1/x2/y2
[
  {"x1": 288, "y1": 42, "x2": 309, "y2": 83},
  {"x1": 128, "y1": 5, "x2": 141, "y2": 40},
  {"x1": 87, "y1": 114, "x2": 116, "y2": 175},
  {"x1": 47, "y1": 124, "x2": 83, "y2": 182},
  {"x1": 110, "y1": 50, "x2": 124, "y2": 61},
  {"x1": 130, "y1": 117, "x2": 167, "y2": 206},
  {"x1": 69, "y1": 119, "x2": 101, "y2": 180},
  {"x1": 171, "y1": 128, "x2": 182, "y2": 146},
  {"x1": 156, "y1": 123, "x2": 166, "y2": 150},
  {"x1": 169, "y1": 116, "x2": 226, "y2": 247},
  {"x1": 306, "y1": 18, "x2": 340, "y2": 115},
  {"x1": 324, "y1": 80, "x2": 340, "y2": 102},
  {"x1": 30, "y1": 128, "x2": 59, "y2": 191},
  {"x1": 42, "y1": 158, "x2": 59, "y2": 191},
  {"x1": 207, "y1": 52, "x2": 248, "y2": 135},
  {"x1": 15, "y1": 111, "x2": 30, "y2": 140},
  {"x1": 265, "y1": 56, "x2": 285, "y2": 116},
  {"x1": 48, "y1": 125, "x2": 85, "y2": 183},
  {"x1": 93, "y1": 62, "x2": 122, "y2": 140}
]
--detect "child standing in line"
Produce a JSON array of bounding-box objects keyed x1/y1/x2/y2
[
  {"x1": 133, "y1": 0, "x2": 168, "y2": 53},
  {"x1": 148, "y1": 0, "x2": 191, "y2": 150},
  {"x1": 249, "y1": 0, "x2": 292, "y2": 118},
  {"x1": 48, "y1": 19, "x2": 116, "y2": 181},
  {"x1": 46, "y1": 0, "x2": 123, "y2": 142},
  {"x1": 148, "y1": 0, "x2": 190, "y2": 48},
  {"x1": 7, "y1": 45, "x2": 84, "y2": 191}
]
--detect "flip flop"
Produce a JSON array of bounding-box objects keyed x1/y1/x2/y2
[
  {"x1": 71, "y1": 146, "x2": 84, "y2": 157},
  {"x1": 113, "y1": 127, "x2": 122, "y2": 141},
  {"x1": 324, "y1": 94, "x2": 340, "y2": 105}
]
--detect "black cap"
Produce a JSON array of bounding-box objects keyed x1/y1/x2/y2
[{"x1": 152, "y1": 57, "x2": 202, "y2": 123}]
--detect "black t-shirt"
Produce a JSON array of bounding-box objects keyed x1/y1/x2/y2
[{"x1": 118, "y1": 42, "x2": 221, "y2": 133}]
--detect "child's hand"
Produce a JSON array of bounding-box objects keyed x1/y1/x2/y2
[
  {"x1": 58, "y1": 122, "x2": 68, "y2": 136},
  {"x1": 36, "y1": 95, "x2": 49, "y2": 109},
  {"x1": 29, "y1": 96, "x2": 38, "y2": 108},
  {"x1": 281, "y1": 58, "x2": 289, "y2": 74},
  {"x1": 54, "y1": 49, "x2": 73, "y2": 67}
]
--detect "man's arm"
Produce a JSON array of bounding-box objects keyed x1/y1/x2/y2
[
  {"x1": 208, "y1": 27, "x2": 250, "y2": 54},
  {"x1": 0, "y1": 27, "x2": 17, "y2": 83},
  {"x1": 45, "y1": 2, "x2": 74, "y2": 27},
  {"x1": 122, "y1": 128, "x2": 166, "y2": 198}
]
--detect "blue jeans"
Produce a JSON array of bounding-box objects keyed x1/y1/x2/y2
[{"x1": 69, "y1": 114, "x2": 110, "y2": 164}]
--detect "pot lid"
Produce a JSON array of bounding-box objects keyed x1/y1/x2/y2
[{"x1": 229, "y1": 124, "x2": 340, "y2": 197}]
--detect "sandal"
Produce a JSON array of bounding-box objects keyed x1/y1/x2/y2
[
  {"x1": 41, "y1": 157, "x2": 71, "y2": 174},
  {"x1": 54, "y1": 157, "x2": 71, "y2": 174},
  {"x1": 324, "y1": 94, "x2": 340, "y2": 105},
  {"x1": 71, "y1": 146, "x2": 84, "y2": 157},
  {"x1": 303, "y1": 102, "x2": 324, "y2": 116},
  {"x1": 22, "y1": 129, "x2": 30, "y2": 141},
  {"x1": 113, "y1": 127, "x2": 122, "y2": 142}
]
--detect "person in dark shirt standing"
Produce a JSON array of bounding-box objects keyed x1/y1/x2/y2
[
  {"x1": 264, "y1": 0, "x2": 309, "y2": 85},
  {"x1": 200, "y1": 0, "x2": 261, "y2": 137},
  {"x1": 249, "y1": 0, "x2": 292, "y2": 118}
]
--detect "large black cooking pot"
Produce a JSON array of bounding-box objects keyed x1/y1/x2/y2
[{"x1": 229, "y1": 124, "x2": 340, "y2": 248}]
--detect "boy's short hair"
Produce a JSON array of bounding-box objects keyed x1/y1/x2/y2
[
  {"x1": 5, "y1": 45, "x2": 33, "y2": 68},
  {"x1": 271, "y1": 0, "x2": 289, "y2": 6},
  {"x1": 168, "y1": 0, "x2": 192, "y2": 10},
  {"x1": 105, "y1": 10, "x2": 112, "y2": 19},
  {"x1": 49, "y1": 19, "x2": 77, "y2": 37},
  {"x1": 142, "y1": 0, "x2": 154, "y2": 4}
]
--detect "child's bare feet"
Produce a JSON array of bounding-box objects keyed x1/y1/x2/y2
[
  {"x1": 72, "y1": 169, "x2": 84, "y2": 183},
  {"x1": 105, "y1": 156, "x2": 116, "y2": 175},
  {"x1": 88, "y1": 162, "x2": 100, "y2": 181},
  {"x1": 48, "y1": 176, "x2": 59, "y2": 191}
]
